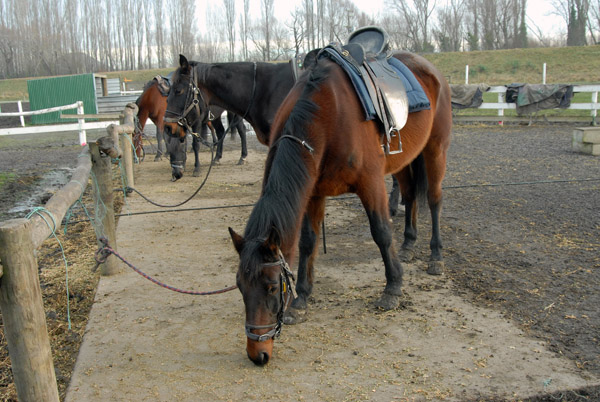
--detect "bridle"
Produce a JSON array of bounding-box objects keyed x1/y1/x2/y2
[
  {"x1": 163, "y1": 66, "x2": 213, "y2": 171},
  {"x1": 164, "y1": 66, "x2": 213, "y2": 133},
  {"x1": 245, "y1": 250, "x2": 297, "y2": 342}
]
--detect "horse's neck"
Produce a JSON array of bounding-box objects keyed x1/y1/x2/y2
[{"x1": 200, "y1": 63, "x2": 252, "y2": 115}]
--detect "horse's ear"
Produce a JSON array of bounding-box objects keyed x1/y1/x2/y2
[
  {"x1": 179, "y1": 54, "x2": 189, "y2": 69},
  {"x1": 228, "y1": 227, "x2": 244, "y2": 254},
  {"x1": 264, "y1": 226, "x2": 281, "y2": 251}
]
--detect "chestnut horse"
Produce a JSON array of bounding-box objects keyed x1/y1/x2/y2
[
  {"x1": 228, "y1": 51, "x2": 452, "y2": 365},
  {"x1": 135, "y1": 76, "x2": 169, "y2": 160}
]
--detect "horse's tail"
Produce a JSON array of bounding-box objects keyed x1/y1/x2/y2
[{"x1": 411, "y1": 153, "x2": 428, "y2": 205}]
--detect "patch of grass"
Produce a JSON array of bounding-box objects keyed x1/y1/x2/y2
[
  {"x1": 0, "y1": 172, "x2": 16, "y2": 190},
  {"x1": 425, "y1": 45, "x2": 600, "y2": 85}
]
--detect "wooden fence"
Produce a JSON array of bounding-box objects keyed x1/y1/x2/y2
[{"x1": 0, "y1": 104, "x2": 137, "y2": 401}]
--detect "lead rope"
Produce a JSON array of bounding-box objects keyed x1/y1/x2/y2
[{"x1": 94, "y1": 237, "x2": 237, "y2": 295}]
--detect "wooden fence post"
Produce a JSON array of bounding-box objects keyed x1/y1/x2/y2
[
  {"x1": 119, "y1": 133, "x2": 135, "y2": 188},
  {"x1": 0, "y1": 219, "x2": 60, "y2": 402},
  {"x1": 90, "y1": 142, "x2": 120, "y2": 276}
]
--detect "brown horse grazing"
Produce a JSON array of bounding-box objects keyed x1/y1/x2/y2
[{"x1": 228, "y1": 51, "x2": 452, "y2": 365}]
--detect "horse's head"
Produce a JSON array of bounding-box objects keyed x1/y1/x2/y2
[
  {"x1": 228, "y1": 227, "x2": 295, "y2": 366},
  {"x1": 163, "y1": 54, "x2": 211, "y2": 181}
]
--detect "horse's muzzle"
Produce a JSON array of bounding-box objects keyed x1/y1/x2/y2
[
  {"x1": 171, "y1": 163, "x2": 184, "y2": 181},
  {"x1": 246, "y1": 338, "x2": 273, "y2": 366}
]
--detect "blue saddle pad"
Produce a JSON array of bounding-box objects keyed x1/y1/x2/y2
[
  {"x1": 319, "y1": 47, "x2": 430, "y2": 120},
  {"x1": 387, "y1": 58, "x2": 430, "y2": 113}
]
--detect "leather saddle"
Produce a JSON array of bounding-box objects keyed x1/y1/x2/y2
[
  {"x1": 154, "y1": 74, "x2": 172, "y2": 97},
  {"x1": 319, "y1": 26, "x2": 413, "y2": 155}
]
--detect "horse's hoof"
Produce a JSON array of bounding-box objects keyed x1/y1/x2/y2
[
  {"x1": 154, "y1": 154, "x2": 162, "y2": 162},
  {"x1": 291, "y1": 296, "x2": 308, "y2": 310},
  {"x1": 427, "y1": 260, "x2": 444, "y2": 275},
  {"x1": 192, "y1": 169, "x2": 201, "y2": 177},
  {"x1": 399, "y1": 248, "x2": 414, "y2": 262},
  {"x1": 283, "y1": 308, "x2": 307, "y2": 325},
  {"x1": 375, "y1": 293, "x2": 400, "y2": 310},
  {"x1": 237, "y1": 157, "x2": 247, "y2": 165},
  {"x1": 211, "y1": 159, "x2": 221, "y2": 166}
]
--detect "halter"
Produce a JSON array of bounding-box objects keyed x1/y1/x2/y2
[
  {"x1": 245, "y1": 250, "x2": 297, "y2": 342},
  {"x1": 164, "y1": 66, "x2": 214, "y2": 139}
]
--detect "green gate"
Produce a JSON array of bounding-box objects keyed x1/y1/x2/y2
[{"x1": 27, "y1": 74, "x2": 98, "y2": 124}]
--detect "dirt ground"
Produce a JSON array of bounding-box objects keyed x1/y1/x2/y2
[{"x1": 1, "y1": 123, "x2": 600, "y2": 401}]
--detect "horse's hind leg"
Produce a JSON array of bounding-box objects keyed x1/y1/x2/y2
[
  {"x1": 236, "y1": 120, "x2": 248, "y2": 165},
  {"x1": 395, "y1": 168, "x2": 418, "y2": 263},
  {"x1": 288, "y1": 197, "x2": 325, "y2": 322},
  {"x1": 357, "y1": 179, "x2": 403, "y2": 310},
  {"x1": 423, "y1": 144, "x2": 448, "y2": 275},
  {"x1": 388, "y1": 175, "x2": 405, "y2": 216}
]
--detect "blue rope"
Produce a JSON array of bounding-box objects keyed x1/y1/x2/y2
[{"x1": 26, "y1": 207, "x2": 72, "y2": 330}]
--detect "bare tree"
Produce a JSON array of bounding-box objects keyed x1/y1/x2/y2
[
  {"x1": 260, "y1": 0, "x2": 275, "y2": 60},
  {"x1": 239, "y1": 0, "x2": 250, "y2": 60},
  {"x1": 168, "y1": 0, "x2": 197, "y2": 64},
  {"x1": 433, "y1": 0, "x2": 466, "y2": 51},
  {"x1": 288, "y1": 7, "x2": 306, "y2": 57},
  {"x1": 590, "y1": 0, "x2": 600, "y2": 43},
  {"x1": 224, "y1": 0, "x2": 236, "y2": 61},
  {"x1": 552, "y1": 0, "x2": 590, "y2": 45},
  {"x1": 387, "y1": 0, "x2": 437, "y2": 52}
]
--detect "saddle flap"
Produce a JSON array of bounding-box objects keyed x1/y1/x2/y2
[{"x1": 363, "y1": 59, "x2": 409, "y2": 131}]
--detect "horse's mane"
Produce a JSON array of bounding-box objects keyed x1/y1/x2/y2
[{"x1": 240, "y1": 64, "x2": 330, "y2": 279}]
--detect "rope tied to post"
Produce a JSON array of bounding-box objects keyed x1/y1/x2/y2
[{"x1": 94, "y1": 237, "x2": 238, "y2": 295}]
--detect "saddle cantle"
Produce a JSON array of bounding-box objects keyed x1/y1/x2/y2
[
  {"x1": 318, "y1": 26, "x2": 431, "y2": 155},
  {"x1": 154, "y1": 73, "x2": 172, "y2": 97},
  {"x1": 347, "y1": 25, "x2": 390, "y2": 58}
]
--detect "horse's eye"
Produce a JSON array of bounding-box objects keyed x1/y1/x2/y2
[
  {"x1": 177, "y1": 89, "x2": 184, "y2": 95},
  {"x1": 267, "y1": 285, "x2": 278, "y2": 295}
]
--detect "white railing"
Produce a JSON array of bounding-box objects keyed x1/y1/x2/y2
[
  {"x1": 462, "y1": 84, "x2": 600, "y2": 123},
  {"x1": 0, "y1": 101, "x2": 119, "y2": 144}
]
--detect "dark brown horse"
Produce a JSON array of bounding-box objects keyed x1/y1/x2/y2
[
  {"x1": 228, "y1": 51, "x2": 452, "y2": 365},
  {"x1": 135, "y1": 75, "x2": 248, "y2": 176},
  {"x1": 163, "y1": 56, "x2": 297, "y2": 180}
]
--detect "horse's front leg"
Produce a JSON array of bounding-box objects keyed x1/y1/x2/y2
[
  {"x1": 237, "y1": 121, "x2": 248, "y2": 165},
  {"x1": 286, "y1": 197, "x2": 325, "y2": 324},
  {"x1": 358, "y1": 179, "x2": 403, "y2": 310},
  {"x1": 192, "y1": 134, "x2": 201, "y2": 177}
]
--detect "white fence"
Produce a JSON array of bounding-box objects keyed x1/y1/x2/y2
[{"x1": 0, "y1": 101, "x2": 119, "y2": 144}]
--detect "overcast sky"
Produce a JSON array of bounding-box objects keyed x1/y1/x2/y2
[{"x1": 196, "y1": 0, "x2": 564, "y2": 39}]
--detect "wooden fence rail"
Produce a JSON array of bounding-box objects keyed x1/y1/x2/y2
[{"x1": 0, "y1": 103, "x2": 137, "y2": 401}]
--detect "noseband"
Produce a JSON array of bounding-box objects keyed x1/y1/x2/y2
[{"x1": 245, "y1": 250, "x2": 297, "y2": 342}]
